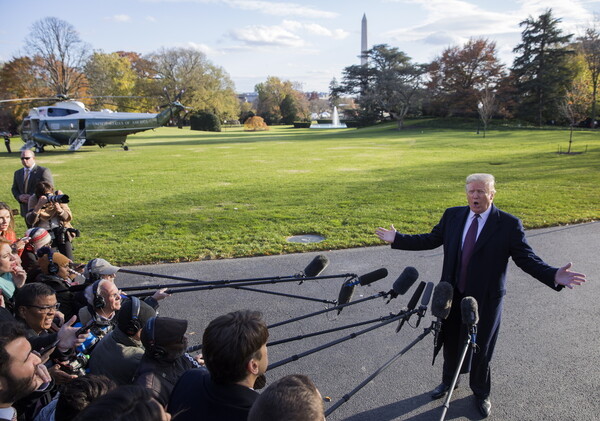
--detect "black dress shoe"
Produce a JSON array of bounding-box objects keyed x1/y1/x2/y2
[
  {"x1": 477, "y1": 397, "x2": 491, "y2": 418},
  {"x1": 430, "y1": 382, "x2": 458, "y2": 400}
]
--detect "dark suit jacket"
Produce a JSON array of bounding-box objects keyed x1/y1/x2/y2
[
  {"x1": 168, "y1": 369, "x2": 258, "y2": 421},
  {"x1": 11, "y1": 165, "x2": 54, "y2": 216},
  {"x1": 392, "y1": 204, "x2": 560, "y2": 360}
]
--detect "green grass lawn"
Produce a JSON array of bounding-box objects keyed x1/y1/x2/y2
[{"x1": 1, "y1": 122, "x2": 598, "y2": 265}]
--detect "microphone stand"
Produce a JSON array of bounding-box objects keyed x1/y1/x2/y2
[
  {"x1": 128, "y1": 274, "x2": 350, "y2": 305},
  {"x1": 187, "y1": 313, "x2": 400, "y2": 353},
  {"x1": 325, "y1": 323, "x2": 435, "y2": 417},
  {"x1": 268, "y1": 314, "x2": 399, "y2": 346},
  {"x1": 439, "y1": 323, "x2": 477, "y2": 421},
  {"x1": 267, "y1": 308, "x2": 422, "y2": 371},
  {"x1": 268, "y1": 290, "x2": 394, "y2": 329}
]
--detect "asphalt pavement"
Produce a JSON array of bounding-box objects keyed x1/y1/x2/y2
[{"x1": 117, "y1": 221, "x2": 599, "y2": 421}]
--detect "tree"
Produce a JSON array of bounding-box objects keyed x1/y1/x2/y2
[
  {"x1": 84, "y1": 52, "x2": 138, "y2": 111},
  {"x1": 576, "y1": 23, "x2": 600, "y2": 127},
  {"x1": 559, "y1": 80, "x2": 591, "y2": 153},
  {"x1": 148, "y1": 47, "x2": 239, "y2": 121},
  {"x1": 512, "y1": 9, "x2": 574, "y2": 126},
  {"x1": 254, "y1": 77, "x2": 306, "y2": 124},
  {"x1": 477, "y1": 88, "x2": 497, "y2": 138},
  {"x1": 24, "y1": 17, "x2": 90, "y2": 96},
  {"x1": 427, "y1": 38, "x2": 505, "y2": 116},
  {"x1": 0, "y1": 56, "x2": 55, "y2": 130},
  {"x1": 337, "y1": 44, "x2": 424, "y2": 129}
]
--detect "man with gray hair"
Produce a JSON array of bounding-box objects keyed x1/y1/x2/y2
[{"x1": 376, "y1": 173, "x2": 586, "y2": 418}]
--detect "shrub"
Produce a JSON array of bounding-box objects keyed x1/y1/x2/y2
[
  {"x1": 293, "y1": 122, "x2": 312, "y2": 128},
  {"x1": 244, "y1": 116, "x2": 269, "y2": 131},
  {"x1": 190, "y1": 111, "x2": 221, "y2": 132}
]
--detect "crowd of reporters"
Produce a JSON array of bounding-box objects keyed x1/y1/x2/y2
[{"x1": 1, "y1": 195, "x2": 326, "y2": 420}]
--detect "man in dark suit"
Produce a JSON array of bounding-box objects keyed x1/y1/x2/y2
[
  {"x1": 376, "y1": 173, "x2": 586, "y2": 418},
  {"x1": 168, "y1": 310, "x2": 269, "y2": 421},
  {"x1": 11, "y1": 150, "x2": 53, "y2": 226}
]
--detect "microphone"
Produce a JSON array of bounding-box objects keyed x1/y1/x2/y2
[
  {"x1": 415, "y1": 282, "x2": 434, "y2": 327},
  {"x1": 345, "y1": 268, "x2": 388, "y2": 287},
  {"x1": 386, "y1": 266, "x2": 419, "y2": 303},
  {"x1": 396, "y1": 281, "x2": 426, "y2": 333},
  {"x1": 431, "y1": 282, "x2": 453, "y2": 320},
  {"x1": 461, "y1": 296, "x2": 478, "y2": 326},
  {"x1": 461, "y1": 296, "x2": 479, "y2": 347},
  {"x1": 336, "y1": 268, "x2": 388, "y2": 314},
  {"x1": 336, "y1": 283, "x2": 356, "y2": 314},
  {"x1": 302, "y1": 255, "x2": 329, "y2": 278},
  {"x1": 431, "y1": 282, "x2": 453, "y2": 365}
]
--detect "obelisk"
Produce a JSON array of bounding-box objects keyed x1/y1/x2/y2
[{"x1": 361, "y1": 14, "x2": 367, "y2": 66}]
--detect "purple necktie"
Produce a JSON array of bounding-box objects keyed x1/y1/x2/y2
[{"x1": 457, "y1": 214, "x2": 479, "y2": 293}]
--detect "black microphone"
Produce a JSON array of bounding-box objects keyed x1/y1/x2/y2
[
  {"x1": 461, "y1": 296, "x2": 479, "y2": 347},
  {"x1": 415, "y1": 282, "x2": 434, "y2": 327},
  {"x1": 345, "y1": 268, "x2": 388, "y2": 287},
  {"x1": 387, "y1": 266, "x2": 419, "y2": 303},
  {"x1": 431, "y1": 281, "x2": 453, "y2": 365},
  {"x1": 396, "y1": 281, "x2": 426, "y2": 333},
  {"x1": 336, "y1": 282, "x2": 356, "y2": 314},
  {"x1": 303, "y1": 255, "x2": 330, "y2": 278},
  {"x1": 431, "y1": 282, "x2": 453, "y2": 320},
  {"x1": 461, "y1": 296, "x2": 479, "y2": 326}
]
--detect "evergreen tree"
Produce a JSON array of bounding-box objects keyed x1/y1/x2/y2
[{"x1": 512, "y1": 9, "x2": 574, "y2": 126}]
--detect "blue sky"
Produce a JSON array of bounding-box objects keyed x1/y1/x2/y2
[{"x1": 0, "y1": 0, "x2": 597, "y2": 93}]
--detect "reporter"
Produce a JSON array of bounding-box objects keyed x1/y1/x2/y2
[
  {"x1": 25, "y1": 182, "x2": 75, "y2": 260},
  {"x1": 0, "y1": 237, "x2": 26, "y2": 301}
]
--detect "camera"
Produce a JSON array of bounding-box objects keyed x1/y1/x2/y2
[{"x1": 45, "y1": 194, "x2": 69, "y2": 204}]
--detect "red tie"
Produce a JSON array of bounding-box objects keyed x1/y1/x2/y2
[{"x1": 458, "y1": 214, "x2": 479, "y2": 293}]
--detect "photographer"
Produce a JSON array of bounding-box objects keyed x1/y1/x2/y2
[{"x1": 26, "y1": 182, "x2": 76, "y2": 260}]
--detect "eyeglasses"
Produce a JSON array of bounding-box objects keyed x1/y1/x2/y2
[
  {"x1": 21, "y1": 157, "x2": 32, "y2": 160},
  {"x1": 26, "y1": 303, "x2": 60, "y2": 313}
]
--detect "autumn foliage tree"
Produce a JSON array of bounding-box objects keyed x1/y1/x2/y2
[
  {"x1": 427, "y1": 38, "x2": 505, "y2": 117},
  {"x1": 24, "y1": 17, "x2": 90, "y2": 97}
]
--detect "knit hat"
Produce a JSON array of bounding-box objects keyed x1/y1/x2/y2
[
  {"x1": 25, "y1": 228, "x2": 52, "y2": 250},
  {"x1": 38, "y1": 251, "x2": 71, "y2": 275},
  {"x1": 84, "y1": 258, "x2": 120, "y2": 279},
  {"x1": 141, "y1": 317, "x2": 188, "y2": 348},
  {"x1": 117, "y1": 297, "x2": 157, "y2": 335}
]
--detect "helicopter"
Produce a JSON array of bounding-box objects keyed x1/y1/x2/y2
[{"x1": 0, "y1": 93, "x2": 185, "y2": 152}]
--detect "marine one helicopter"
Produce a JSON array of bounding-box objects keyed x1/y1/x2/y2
[{"x1": 0, "y1": 92, "x2": 185, "y2": 152}]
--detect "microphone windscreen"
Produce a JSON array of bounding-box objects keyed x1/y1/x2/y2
[
  {"x1": 420, "y1": 282, "x2": 434, "y2": 307},
  {"x1": 392, "y1": 266, "x2": 419, "y2": 295},
  {"x1": 405, "y1": 281, "x2": 426, "y2": 311},
  {"x1": 337, "y1": 283, "x2": 355, "y2": 307},
  {"x1": 461, "y1": 296, "x2": 479, "y2": 326},
  {"x1": 304, "y1": 255, "x2": 329, "y2": 277},
  {"x1": 431, "y1": 282, "x2": 453, "y2": 319},
  {"x1": 358, "y1": 268, "x2": 388, "y2": 286}
]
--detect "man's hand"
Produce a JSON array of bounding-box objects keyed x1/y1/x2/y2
[
  {"x1": 49, "y1": 364, "x2": 78, "y2": 384},
  {"x1": 375, "y1": 225, "x2": 397, "y2": 244},
  {"x1": 555, "y1": 263, "x2": 586, "y2": 289},
  {"x1": 152, "y1": 288, "x2": 171, "y2": 301},
  {"x1": 18, "y1": 194, "x2": 30, "y2": 203},
  {"x1": 57, "y1": 316, "x2": 88, "y2": 352}
]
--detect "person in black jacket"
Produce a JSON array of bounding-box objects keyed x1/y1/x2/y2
[
  {"x1": 376, "y1": 173, "x2": 586, "y2": 417},
  {"x1": 134, "y1": 317, "x2": 203, "y2": 407},
  {"x1": 168, "y1": 310, "x2": 269, "y2": 421}
]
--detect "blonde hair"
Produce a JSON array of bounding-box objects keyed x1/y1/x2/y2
[{"x1": 465, "y1": 173, "x2": 496, "y2": 194}]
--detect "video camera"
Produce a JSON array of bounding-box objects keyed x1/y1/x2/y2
[{"x1": 45, "y1": 193, "x2": 70, "y2": 204}]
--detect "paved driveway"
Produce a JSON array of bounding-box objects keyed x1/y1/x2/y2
[{"x1": 118, "y1": 221, "x2": 599, "y2": 421}]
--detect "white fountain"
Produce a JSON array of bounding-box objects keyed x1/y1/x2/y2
[{"x1": 310, "y1": 106, "x2": 347, "y2": 129}]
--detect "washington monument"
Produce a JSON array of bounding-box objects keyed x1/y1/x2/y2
[{"x1": 361, "y1": 14, "x2": 368, "y2": 66}]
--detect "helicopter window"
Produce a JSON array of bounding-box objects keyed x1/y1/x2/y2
[{"x1": 47, "y1": 108, "x2": 78, "y2": 116}]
